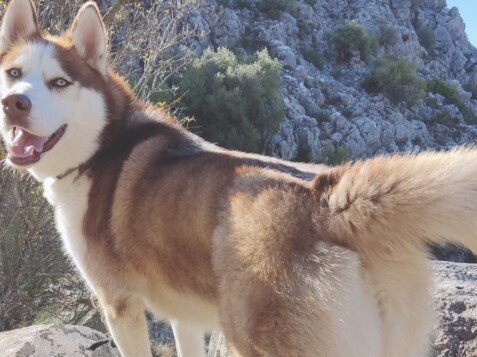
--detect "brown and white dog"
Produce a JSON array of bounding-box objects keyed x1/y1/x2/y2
[{"x1": 1, "y1": 0, "x2": 477, "y2": 356}]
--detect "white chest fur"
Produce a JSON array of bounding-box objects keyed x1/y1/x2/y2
[{"x1": 43, "y1": 175, "x2": 93, "y2": 288}]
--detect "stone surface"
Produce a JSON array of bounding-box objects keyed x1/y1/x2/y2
[
  {"x1": 0, "y1": 324, "x2": 119, "y2": 357},
  {"x1": 432, "y1": 262, "x2": 477, "y2": 356},
  {"x1": 177, "y1": 0, "x2": 477, "y2": 163}
]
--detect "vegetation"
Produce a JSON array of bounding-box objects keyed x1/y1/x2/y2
[
  {"x1": 411, "y1": 0, "x2": 423, "y2": 9},
  {"x1": 464, "y1": 82, "x2": 477, "y2": 100},
  {"x1": 426, "y1": 79, "x2": 460, "y2": 105},
  {"x1": 317, "y1": 144, "x2": 351, "y2": 166},
  {"x1": 176, "y1": 47, "x2": 284, "y2": 153},
  {"x1": 315, "y1": 111, "x2": 331, "y2": 123},
  {"x1": 0, "y1": 168, "x2": 97, "y2": 331},
  {"x1": 303, "y1": 49, "x2": 324, "y2": 69},
  {"x1": 429, "y1": 110, "x2": 459, "y2": 126},
  {"x1": 259, "y1": 0, "x2": 298, "y2": 20},
  {"x1": 294, "y1": 144, "x2": 350, "y2": 166},
  {"x1": 427, "y1": 79, "x2": 476, "y2": 125},
  {"x1": 325, "y1": 21, "x2": 378, "y2": 64},
  {"x1": 304, "y1": 0, "x2": 317, "y2": 6},
  {"x1": 362, "y1": 57, "x2": 426, "y2": 105},
  {"x1": 327, "y1": 146, "x2": 351, "y2": 166},
  {"x1": 377, "y1": 20, "x2": 400, "y2": 47},
  {"x1": 417, "y1": 26, "x2": 436, "y2": 51}
]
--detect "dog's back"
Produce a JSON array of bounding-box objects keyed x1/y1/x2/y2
[{"x1": 2, "y1": 1, "x2": 477, "y2": 356}]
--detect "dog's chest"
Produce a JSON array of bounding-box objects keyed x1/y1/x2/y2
[{"x1": 43, "y1": 175, "x2": 92, "y2": 283}]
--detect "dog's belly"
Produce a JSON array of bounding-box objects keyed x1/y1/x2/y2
[{"x1": 141, "y1": 283, "x2": 221, "y2": 331}]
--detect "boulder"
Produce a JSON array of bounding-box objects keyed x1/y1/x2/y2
[
  {"x1": 0, "y1": 324, "x2": 118, "y2": 357},
  {"x1": 432, "y1": 262, "x2": 477, "y2": 356}
]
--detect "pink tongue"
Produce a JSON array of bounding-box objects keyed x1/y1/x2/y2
[{"x1": 10, "y1": 129, "x2": 48, "y2": 158}]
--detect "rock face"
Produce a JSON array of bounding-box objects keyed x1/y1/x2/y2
[
  {"x1": 0, "y1": 324, "x2": 119, "y2": 357},
  {"x1": 433, "y1": 262, "x2": 477, "y2": 356},
  {"x1": 176, "y1": 0, "x2": 477, "y2": 162}
]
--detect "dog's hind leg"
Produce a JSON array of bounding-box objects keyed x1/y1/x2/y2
[
  {"x1": 100, "y1": 296, "x2": 152, "y2": 357},
  {"x1": 216, "y1": 249, "x2": 383, "y2": 357},
  {"x1": 170, "y1": 319, "x2": 206, "y2": 357},
  {"x1": 362, "y1": 250, "x2": 435, "y2": 357}
]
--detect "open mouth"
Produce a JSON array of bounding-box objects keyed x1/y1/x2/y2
[{"x1": 7, "y1": 125, "x2": 67, "y2": 166}]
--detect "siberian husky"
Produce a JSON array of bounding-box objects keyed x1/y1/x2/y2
[{"x1": 1, "y1": 1, "x2": 477, "y2": 356}]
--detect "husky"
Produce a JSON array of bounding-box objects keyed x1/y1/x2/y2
[{"x1": 1, "y1": 0, "x2": 477, "y2": 356}]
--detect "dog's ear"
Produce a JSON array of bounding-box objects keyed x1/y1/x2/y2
[
  {"x1": 0, "y1": 0, "x2": 39, "y2": 51},
  {"x1": 69, "y1": 1, "x2": 108, "y2": 76}
]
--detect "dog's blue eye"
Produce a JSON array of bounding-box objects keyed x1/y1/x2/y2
[
  {"x1": 7, "y1": 68, "x2": 21, "y2": 78},
  {"x1": 51, "y1": 78, "x2": 71, "y2": 88}
]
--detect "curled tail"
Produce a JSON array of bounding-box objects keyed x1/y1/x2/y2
[{"x1": 313, "y1": 147, "x2": 477, "y2": 255}]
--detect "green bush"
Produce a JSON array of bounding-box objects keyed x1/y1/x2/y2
[
  {"x1": 417, "y1": 26, "x2": 436, "y2": 51},
  {"x1": 326, "y1": 21, "x2": 378, "y2": 63},
  {"x1": 293, "y1": 146, "x2": 312, "y2": 162},
  {"x1": 430, "y1": 110, "x2": 459, "y2": 126},
  {"x1": 315, "y1": 111, "x2": 331, "y2": 123},
  {"x1": 363, "y1": 57, "x2": 426, "y2": 105},
  {"x1": 426, "y1": 79, "x2": 460, "y2": 105},
  {"x1": 427, "y1": 79, "x2": 476, "y2": 124},
  {"x1": 177, "y1": 47, "x2": 284, "y2": 152},
  {"x1": 259, "y1": 0, "x2": 298, "y2": 19},
  {"x1": 304, "y1": 0, "x2": 317, "y2": 6},
  {"x1": 317, "y1": 144, "x2": 351, "y2": 166},
  {"x1": 328, "y1": 146, "x2": 351, "y2": 166},
  {"x1": 411, "y1": 0, "x2": 423, "y2": 9},
  {"x1": 303, "y1": 49, "x2": 324, "y2": 69},
  {"x1": 464, "y1": 82, "x2": 477, "y2": 100},
  {"x1": 377, "y1": 20, "x2": 400, "y2": 46}
]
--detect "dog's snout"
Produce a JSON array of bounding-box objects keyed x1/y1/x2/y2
[{"x1": 2, "y1": 94, "x2": 31, "y2": 125}]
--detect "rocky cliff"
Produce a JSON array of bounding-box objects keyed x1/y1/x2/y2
[{"x1": 180, "y1": 0, "x2": 477, "y2": 161}]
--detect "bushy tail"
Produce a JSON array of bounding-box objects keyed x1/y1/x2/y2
[{"x1": 313, "y1": 147, "x2": 477, "y2": 255}]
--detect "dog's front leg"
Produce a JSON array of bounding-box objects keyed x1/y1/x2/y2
[
  {"x1": 171, "y1": 319, "x2": 206, "y2": 357},
  {"x1": 100, "y1": 296, "x2": 152, "y2": 357}
]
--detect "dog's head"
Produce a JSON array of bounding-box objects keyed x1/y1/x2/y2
[{"x1": 0, "y1": 0, "x2": 115, "y2": 180}]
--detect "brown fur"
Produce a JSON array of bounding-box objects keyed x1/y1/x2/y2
[{"x1": 4, "y1": 2, "x2": 477, "y2": 356}]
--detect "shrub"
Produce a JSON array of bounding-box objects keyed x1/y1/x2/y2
[
  {"x1": 326, "y1": 21, "x2": 378, "y2": 63},
  {"x1": 377, "y1": 20, "x2": 400, "y2": 47},
  {"x1": 303, "y1": 49, "x2": 324, "y2": 69},
  {"x1": 411, "y1": 0, "x2": 423, "y2": 9},
  {"x1": 464, "y1": 82, "x2": 477, "y2": 100},
  {"x1": 315, "y1": 111, "x2": 331, "y2": 123},
  {"x1": 363, "y1": 57, "x2": 426, "y2": 105},
  {"x1": 426, "y1": 79, "x2": 460, "y2": 105},
  {"x1": 177, "y1": 47, "x2": 284, "y2": 152},
  {"x1": 430, "y1": 110, "x2": 459, "y2": 126},
  {"x1": 317, "y1": 144, "x2": 351, "y2": 166},
  {"x1": 293, "y1": 146, "x2": 312, "y2": 162},
  {"x1": 0, "y1": 169, "x2": 96, "y2": 331},
  {"x1": 259, "y1": 0, "x2": 298, "y2": 19},
  {"x1": 427, "y1": 79, "x2": 477, "y2": 124},
  {"x1": 425, "y1": 96, "x2": 440, "y2": 109},
  {"x1": 304, "y1": 0, "x2": 317, "y2": 6},
  {"x1": 417, "y1": 26, "x2": 436, "y2": 51},
  {"x1": 328, "y1": 146, "x2": 351, "y2": 165}
]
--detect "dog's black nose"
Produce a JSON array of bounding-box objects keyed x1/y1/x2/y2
[{"x1": 2, "y1": 94, "x2": 31, "y2": 125}]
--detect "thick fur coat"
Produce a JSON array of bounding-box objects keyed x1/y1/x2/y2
[{"x1": 1, "y1": 1, "x2": 477, "y2": 356}]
